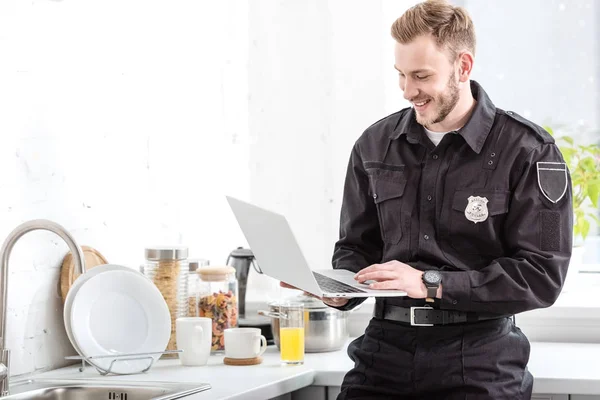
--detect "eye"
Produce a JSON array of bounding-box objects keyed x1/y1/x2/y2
[{"x1": 416, "y1": 75, "x2": 430, "y2": 80}]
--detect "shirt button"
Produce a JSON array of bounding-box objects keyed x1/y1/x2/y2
[
  {"x1": 427, "y1": 195, "x2": 432, "y2": 201},
  {"x1": 452, "y1": 300, "x2": 458, "y2": 305},
  {"x1": 488, "y1": 160, "x2": 493, "y2": 165},
  {"x1": 423, "y1": 234, "x2": 430, "y2": 240},
  {"x1": 490, "y1": 152, "x2": 496, "y2": 157},
  {"x1": 432, "y1": 154, "x2": 439, "y2": 160},
  {"x1": 373, "y1": 194, "x2": 378, "y2": 199}
]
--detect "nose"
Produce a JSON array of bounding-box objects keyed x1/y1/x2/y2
[{"x1": 402, "y1": 77, "x2": 419, "y2": 102}]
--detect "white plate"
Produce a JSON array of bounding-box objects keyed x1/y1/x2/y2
[
  {"x1": 70, "y1": 269, "x2": 171, "y2": 374},
  {"x1": 63, "y1": 264, "x2": 140, "y2": 356}
]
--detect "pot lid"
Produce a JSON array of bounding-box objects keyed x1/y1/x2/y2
[{"x1": 270, "y1": 293, "x2": 329, "y2": 310}]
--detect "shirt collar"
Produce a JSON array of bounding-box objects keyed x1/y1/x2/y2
[{"x1": 390, "y1": 80, "x2": 496, "y2": 154}]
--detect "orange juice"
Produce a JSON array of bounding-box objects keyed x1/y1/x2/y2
[{"x1": 280, "y1": 327, "x2": 304, "y2": 363}]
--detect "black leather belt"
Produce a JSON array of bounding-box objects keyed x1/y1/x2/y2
[{"x1": 373, "y1": 304, "x2": 507, "y2": 326}]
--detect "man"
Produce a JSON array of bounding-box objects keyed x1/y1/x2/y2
[{"x1": 285, "y1": 0, "x2": 572, "y2": 398}]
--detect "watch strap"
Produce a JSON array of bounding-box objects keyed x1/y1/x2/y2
[{"x1": 426, "y1": 286, "x2": 437, "y2": 301}]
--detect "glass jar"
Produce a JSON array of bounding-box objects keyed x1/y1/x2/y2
[
  {"x1": 197, "y1": 266, "x2": 238, "y2": 352},
  {"x1": 142, "y1": 246, "x2": 189, "y2": 358},
  {"x1": 187, "y1": 258, "x2": 209, "y2": 317}
]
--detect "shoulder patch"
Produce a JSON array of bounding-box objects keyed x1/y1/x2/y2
[
  {"x1": 537, "y1": 162, "x2": 568, "y2": 203},
  {"x1": 504, "y1": 110, "x2": 555, "y2": 144}
]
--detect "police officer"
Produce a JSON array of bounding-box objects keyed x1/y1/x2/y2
[{"x1": 304, "y1": 1, "x2": 573, "y2": 399}]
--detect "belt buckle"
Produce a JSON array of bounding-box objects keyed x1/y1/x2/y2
[{"x1": 410, "y1": 306, "x2": 434, "y2": 326}]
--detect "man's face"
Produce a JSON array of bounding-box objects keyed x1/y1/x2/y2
[{"x1": 394, "y1": 35, "x2": 461, "y2": 128}]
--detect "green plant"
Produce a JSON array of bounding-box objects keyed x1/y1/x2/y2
[{"x1": 544, "y1": 126, "x2": 600, "y2": 241}]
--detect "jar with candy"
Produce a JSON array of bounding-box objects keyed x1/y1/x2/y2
[{"x1": 197, "y1": 266, "x2": 238, "y2": 352}]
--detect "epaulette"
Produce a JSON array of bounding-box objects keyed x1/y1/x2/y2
[{"x1": 503, "y1": 110, "x2": 555, "y2": 144}]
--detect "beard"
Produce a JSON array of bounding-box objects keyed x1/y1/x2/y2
[{"x1": 414, "y1": 71, "x2": 460, "y2": 128}]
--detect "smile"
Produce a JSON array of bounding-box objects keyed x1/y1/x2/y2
[{"x1": 413, "y1": 99, "x2": 431, "y2": 110}]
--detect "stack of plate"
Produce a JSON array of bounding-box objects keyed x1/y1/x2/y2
[{"x1": 63, "y1": 264, "x2": 171, "y2": 374}]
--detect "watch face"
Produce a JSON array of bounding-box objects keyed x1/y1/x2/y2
[{"x1": 423, "y1": 270, "x2": 442, "y2": 285}]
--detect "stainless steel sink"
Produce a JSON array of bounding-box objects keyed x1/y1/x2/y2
[{"x1": 2, "y1": 379, "x2": 211, "y2": 400}]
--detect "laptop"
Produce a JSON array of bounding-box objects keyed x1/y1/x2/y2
[{"x1": 226, "y1": 196, "x2": 407, "y2": 298}]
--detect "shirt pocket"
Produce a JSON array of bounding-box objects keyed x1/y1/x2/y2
[
  {"x1": 447, "y1": 189, "x2": 511, "y2": 255},
  {"x1": 369, "y1": 168, "x2": 407, "y2": 245}
]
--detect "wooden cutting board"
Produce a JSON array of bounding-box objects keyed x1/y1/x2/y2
[{"x1": 60, "y1": 245, "x2": 109, "y2": 304}]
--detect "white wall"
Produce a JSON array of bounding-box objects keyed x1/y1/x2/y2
[
  {"x1": 0, "y1": 0, "x2": 598, "y2": 377},
  {"x1": 0, "y1": 0, "x2": 251, "y2": 375}
]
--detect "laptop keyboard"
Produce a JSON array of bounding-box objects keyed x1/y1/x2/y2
[{"x1": 313, "y1": 272, "x2": 367, "y2": 294}]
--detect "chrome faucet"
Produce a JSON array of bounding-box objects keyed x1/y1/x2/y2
[{"x1": 0, "y1": 219, "x2": 85, "y2": 396}]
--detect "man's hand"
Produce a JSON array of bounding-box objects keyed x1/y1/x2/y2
[
  {"x1": 279, "y1": 282, "x2": 349, "y2": 308},
  {"x1": 354, "y1": 260, "x2": 442, "y2": 299}
]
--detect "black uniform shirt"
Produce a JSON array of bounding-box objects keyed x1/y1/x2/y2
[{"x1": 332, "y1": 80, "x2": 573, "y2": 316}]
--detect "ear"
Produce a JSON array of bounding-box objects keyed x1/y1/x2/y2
[{"x1": 456, "y1": 52, "x2": 474, "y2": 82}]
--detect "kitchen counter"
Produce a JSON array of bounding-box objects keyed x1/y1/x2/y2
[{"x1": 24, "y1": 339, "x2": 600, "y2": 398}]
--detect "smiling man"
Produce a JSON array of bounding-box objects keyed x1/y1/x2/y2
[{"x1": 326, "y1": 0, "x2": 573, "y2": 399}]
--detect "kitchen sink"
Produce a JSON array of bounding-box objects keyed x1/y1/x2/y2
[{"x1": 1, "y1": 379, "x2": 211, "y2": 400}]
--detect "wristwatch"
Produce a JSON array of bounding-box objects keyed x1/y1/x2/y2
[{"x1": 422, "y1": 270, "x2": 442, "y2": 303}]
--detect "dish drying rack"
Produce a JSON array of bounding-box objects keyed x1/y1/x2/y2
[{"x1": 65, "y1": 350, "x2": 183, "y2": 375}]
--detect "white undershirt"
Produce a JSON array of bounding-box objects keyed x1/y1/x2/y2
[{"x1": 424, "y1": 127, "x2": 451, "y2": 146}]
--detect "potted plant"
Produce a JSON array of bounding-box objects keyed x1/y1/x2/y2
[{"x1": 544, "y1": 125, "x2": 600, "y2": 287}]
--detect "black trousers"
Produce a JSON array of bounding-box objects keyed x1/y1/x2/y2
[{"x1": 337, "y1": 317, "x2": 533, "y2": 400}]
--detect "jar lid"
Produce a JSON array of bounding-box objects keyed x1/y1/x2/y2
[
  {"x1": 229, "y1": 247, "x2": 254, "y2": 258},
  {"x1": 189, "y1": 258, "x2": 209, "y2": 272},
  {"x1": 145, "y1": 246, "x2": 188, "y2": 261},
  {"x1": 198, "y1": 266, "x2": 236, "y2": 281}
]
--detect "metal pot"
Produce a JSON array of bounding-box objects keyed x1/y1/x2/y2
[{"x1": 258, "y1": 294, "x2": 349, "y2": 353}]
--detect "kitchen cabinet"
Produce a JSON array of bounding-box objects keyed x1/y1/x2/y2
[
  {"x1": 327, "y1": 386, "x2": 341, "y2": 398},
  {"x1": 290, "y1": 386, "x2": 327, "y2": 400},
  {"x1": 270, "y1": 394, "x2": 292, "y2": 400},
  {"x1": 531, "y1": 395, "x2": 568, "y2": 400},
  {"x1": 289, "y1": 385, "x2": 340, "y2": 400},
  {"x1": 571, "y1": 396, "x2": 600, "y2": 400}
]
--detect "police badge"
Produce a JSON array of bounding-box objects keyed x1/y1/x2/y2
[{"x1": 465, "y1": 196, "x2": 489, "y2": 223}]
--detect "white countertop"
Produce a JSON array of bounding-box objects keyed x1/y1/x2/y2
[{"x1": 23, "y1": 339, "x2": 600, "y2": 398}]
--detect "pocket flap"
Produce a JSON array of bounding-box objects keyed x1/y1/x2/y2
[
  {"x1": 373, "y1": 178, "x2": 407, "y2": 204},
  {"x1": 452, "y1": 189, "x2": 510, "y2": 216}
]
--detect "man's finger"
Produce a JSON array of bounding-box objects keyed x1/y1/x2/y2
[
  {"x1": 369, "y1": 280, "x2": 400, "y2": 290},
  {"x1": 280, "y1": 281, "x2": 299, "y2": 290},
  {"x1": 356, "y1": 271, "x2": 397, "y2": 282},
  {"x1": 355, "y1": 263, "x2": 393, "y2": 277},
  {"x1": 322, "y1": 297, "x2": 349, "y2": 307}
]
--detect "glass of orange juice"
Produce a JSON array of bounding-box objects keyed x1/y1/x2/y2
[{"x1": 279, "y1": 302, "x2": 304, "y2": 365}]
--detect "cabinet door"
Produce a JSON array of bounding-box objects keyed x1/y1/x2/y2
[
  {"x1": 270, "y1": 394, "x2": 292, "y2": 400},
  {"x1": 327, "y1": 386, "x2": 341, "y2": 399},
  {"x1": 531, "y1": 395, "x2": 568, "y2": 400},
  {"x1": 291, "y1": 386, "x2": 327, "y2": 400}
]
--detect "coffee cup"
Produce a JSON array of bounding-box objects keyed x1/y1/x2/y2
[
  {"x1": 176, "y1": 317, "x2": 212, "y2": 366},
  {"x1": 224, "y1": 327, "x2": 267, "y2": 359}
]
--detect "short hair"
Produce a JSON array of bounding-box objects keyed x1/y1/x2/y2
[{"x1": 391, "y1": 0, "x2": 476, "y2": 61}]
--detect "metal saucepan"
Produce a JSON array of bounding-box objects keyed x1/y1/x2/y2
[{"x1": 258, "y1": 294, "x2": 349, "y2": 353}]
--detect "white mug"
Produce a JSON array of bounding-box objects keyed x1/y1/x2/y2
[
  {"x1": 176, "y1": 317, "x2": 212, "y2": 366},
  {"x1": 224, "y1": 328, "x2": 268, "y2": 359}
]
